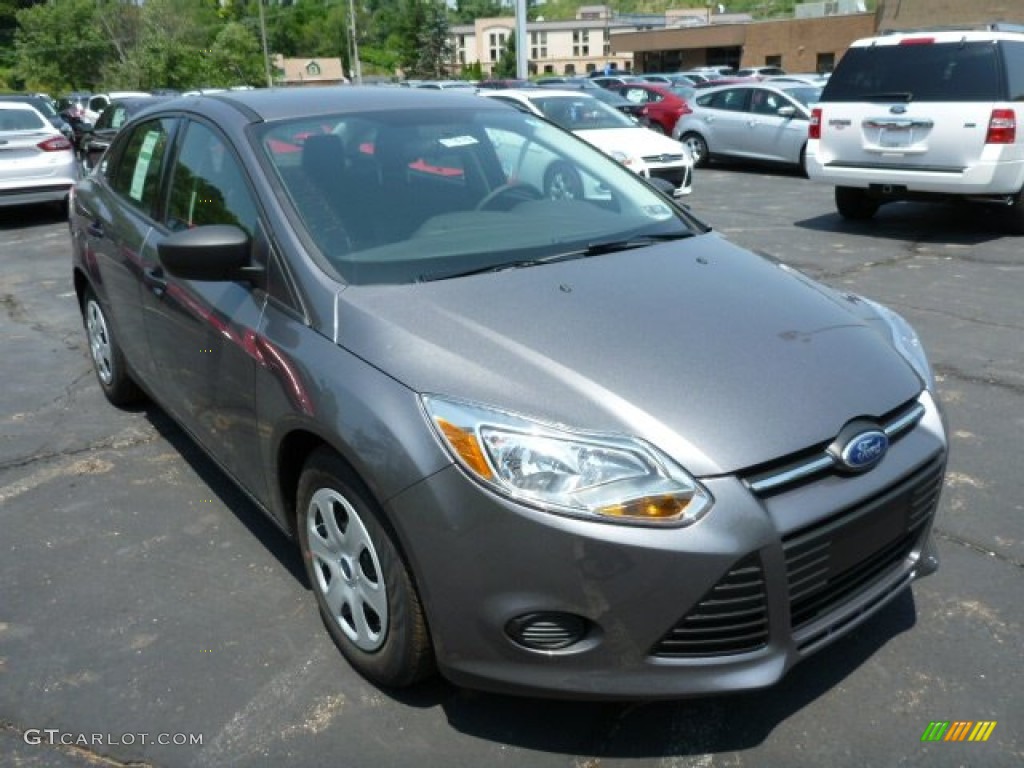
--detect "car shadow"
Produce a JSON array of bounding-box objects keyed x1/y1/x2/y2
[
  {"x1": 141, "y1": 403, "x2": 309, "y2": 589},
  {"x1": 702, "y1": 158, "x2": 807, "y2": 179},
  {"x1": 0, "y1": 203, "x2": 68, "y2": 229},
  {"x1": 393, "y1": 587, "x2": 918, "y2": 757},
  {"x1": 793, "y1": 200, "x2": 1011, "y2": 247}
]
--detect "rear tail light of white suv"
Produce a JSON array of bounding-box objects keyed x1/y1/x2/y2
[
  {"x1": 809, "y1": 108, "x2": 822, "y2": 140},
  {"x1": 986, "y1": 109, "x2": 1016, "y2": 144}
]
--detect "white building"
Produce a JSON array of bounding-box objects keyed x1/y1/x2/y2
[{"x1": 450, "y1": 6, "x2": 666, "y2": 77}]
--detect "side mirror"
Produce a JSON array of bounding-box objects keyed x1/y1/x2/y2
[
  {"x1": 776, "y1": 105, "x2": 797, "y2": 118},
  {"x1": 157, "y1": 225, "x2": 264, "y2": 283}
]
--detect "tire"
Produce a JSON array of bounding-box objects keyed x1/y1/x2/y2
[
  {"x1": 798, "y1": 144, "x2": 809, "y2": 178},
  {"x1": 82, "y1": 288, "x2": 143, "y2": 406},
  {"x1": 297, "y1": 449, "x2": 434, "y2": 688},
  {"x1": 543, "y1": 161, "x2": 584, "y2": 200},
  {"x1": 680, "y1": 132, "x2": 709, "y2": 168},
  {"x1": 835, "y1": 186, "x2": 880, "y2": 220}
]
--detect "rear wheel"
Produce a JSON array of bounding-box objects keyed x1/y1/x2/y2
[
  {"x1": 680, "y1": 132, "x2": 709, "y2": 168},
  {"x1": 297, "y1": 449, "x2": 434, "y2": 688},
  {"x1": 835, "y1": 186, "x2": 880, "y2": 220},
  {"x1": 82, "y1": 288, "x2": 143, "y2": 406}
]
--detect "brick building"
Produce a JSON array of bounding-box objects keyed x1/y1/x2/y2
[{"x1": 612, "y1": 0, "x2": 1024, "y2": 75}]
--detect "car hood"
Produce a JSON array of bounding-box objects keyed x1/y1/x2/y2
[
  {"x1": 575, "y1": 126, "x2": 688, "y2": 160},
  {"x1": 334, "y1": 234, "x2": 922, "y2": 477}
]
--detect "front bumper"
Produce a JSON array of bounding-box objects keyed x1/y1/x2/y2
[
  {"x1": 646, "y1": 161, "x2": 693, "y2": 197},
  {"x1": 387, "y1": 393, "x2": 947, "y2": 699}
]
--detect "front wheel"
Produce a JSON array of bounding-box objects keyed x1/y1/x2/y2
[
  {"x1": 297, "y1": 449, "x2": 434, "y2": 688},
  {"x1": 544, "y1": 161, "x2": 584, "y2": 200},
  {"x1": 835, "y1": 186, "x2": 880, "y2": 220},
  {"x1": 680, "y1": 132, "x2": 709, "y2": 168},
  {"x1": 82, "y1": 288, "x2": 143, "y2": 406}
]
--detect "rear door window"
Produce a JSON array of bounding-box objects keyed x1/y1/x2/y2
[
  {"x1": 108, "y1": 118, "x2": 175, "y2": 217},
  {"x1": 1001, "y1": 41, "x2": 1024, "y2": 101}
]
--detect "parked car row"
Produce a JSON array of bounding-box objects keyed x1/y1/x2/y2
[{"x1": 480, "y1": 88, "x2": 693, "y2": 198}]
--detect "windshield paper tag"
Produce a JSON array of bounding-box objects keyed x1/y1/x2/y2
[{"x1": 440, "y1": 136, "x2": 478, "y2": 147}]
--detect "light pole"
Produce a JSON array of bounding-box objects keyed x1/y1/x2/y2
[
  {"x1": 515, "y1": 0, "x2": 528, "y2": 79},
  {"x1": 258, "y1": 0, "x2": 273, "y2": 88},
  {"x1": 348, "y1": 0, "x2": 363, "y2": 84}
]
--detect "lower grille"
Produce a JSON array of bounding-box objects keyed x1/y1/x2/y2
[
  {"x1": 784, "y1": 455, "x2": 944, "y2": 632},
  {"x1": 651, "y1": 554, "x2": 769, "y2": 658},
  {"x1": 648, "y1": 166, "x2": 689, "y2": 189}
]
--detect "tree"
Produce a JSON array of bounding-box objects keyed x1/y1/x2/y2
[
  {"x1": 412, "y1": 0, "x2": 453, "y2": 79},
  {"x1": 206, "y1": 21, "x2": 265, "y2": 87},
  {"x1": 14, "y1": 0, "x2": 109, "y2": 91},
  {"x1": 492, "y1": 31, "x2": 516, "y2": 78},
  {"x1": 451, "y1": 0, "x2": 503, "y2": 25}
]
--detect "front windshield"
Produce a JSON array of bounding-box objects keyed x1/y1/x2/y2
[
  {"x1": 258, "y1": 104, "x2": 700, "y2": 285},
  {"x1": 527, "y1": 95, "x2": 637, "y2": 131}
]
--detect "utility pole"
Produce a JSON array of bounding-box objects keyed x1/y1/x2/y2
[
  {"x1": 258, "y1": 0, "x2": 273, "y2": 88},
  {"x1": 349, "y1": 0, "x2": 363, "y2": 84},
  {"x1": 515, "y1": 0, "x2": 527, "y2": 79}
]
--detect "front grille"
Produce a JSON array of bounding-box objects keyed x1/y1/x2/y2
[
  {"x1": 642, "y1": 153, "x2": 685, "y2": 164},
  {"x1": 783, "y1": 455, "x2": 944, "y2": 633},
  {"x1": 742, "y1": 396, "x2": 926, "y2": 496},
  {"x1": 651, "y1": 554, "x2": 769, "y2": 658},
  {"x1": 648, "y1": 166, "x2": 688, "y2": 185}
]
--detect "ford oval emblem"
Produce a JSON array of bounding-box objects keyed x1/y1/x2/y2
[
  {"x1": 890, "y1": 105, "x2": 907, "y2": 115},
  {"x1": 840, "y1": 430, "x2": 889, "y2": 472}
]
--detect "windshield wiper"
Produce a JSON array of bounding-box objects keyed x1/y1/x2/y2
[
  {"x1": 572, "y1": 231, "x2": 695, "y2": 257},
  {"x1": 417, "y1": 232, "x2": 695, "y2": 282}
]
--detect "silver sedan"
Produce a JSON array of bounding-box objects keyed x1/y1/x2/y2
[
  {"x1": 0, "y1": 101, "x2": 78, "y2": 212},
  {"x1": 673, "y1": 83, "x2": 822, "y2": 173}
]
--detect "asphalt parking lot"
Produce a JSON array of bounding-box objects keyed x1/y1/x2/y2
[{"x1": 1, "y1": 165, "x2": 1021, "y2": 768}]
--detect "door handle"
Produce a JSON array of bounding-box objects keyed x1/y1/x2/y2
[
  {"x1": 143, "y1": 266, "x2": 167, "y2": 297},
  {"x1": 86, "y1": 219, "x2": 104, "y2": 238}
]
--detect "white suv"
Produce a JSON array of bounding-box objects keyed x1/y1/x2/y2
[{"x1": 806, "y1": 25, "x2": 1024, "y2": 232}]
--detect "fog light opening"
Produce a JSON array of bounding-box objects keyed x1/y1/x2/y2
[{"x1": 505, "y1": 612, "x2": 590, "y2": 651}]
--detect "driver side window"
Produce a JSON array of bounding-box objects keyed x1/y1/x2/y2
[{"x1": 165, "y1": 121, "x2": 258, "y2": 236}]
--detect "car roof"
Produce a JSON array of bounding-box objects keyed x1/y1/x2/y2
[
  {"x1": 481, "y1": 88, "x2": 601, "y2": 103},
  {"x1": 152, "y1": 86, "x2": 507, "y2": 124},
  {"x1": 0, "y1": 101, "x2": 41, "y2": 111}
]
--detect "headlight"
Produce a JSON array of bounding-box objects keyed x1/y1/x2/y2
[
  {"x1": 608, "y1": 150, "x2": 648, "y2": 176},
  {"x1": 860, "y1": 297, "x2": 936, "y2": 391},
  {"x1": 422, "y1": 396, "x2": 712, "y2": 527}
]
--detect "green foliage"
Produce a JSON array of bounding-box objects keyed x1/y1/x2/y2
[
  {"x1": 412, "y1": 0, "x2": 453, "y2": 79},
  {"x1": 15, "y1": 0, "x2": 110, "y2": 91},
  {"x1": 452, "y1": 0, "x2": 504, "y2": 25},
  {"x1": 492, "y1": 32, "x2": 517, "y2": 78},
  {"x1": 5, "y1": 0, "x2": 881, "y2": 93}
]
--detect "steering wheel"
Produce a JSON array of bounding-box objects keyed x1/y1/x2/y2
[{"x1": 476, "y1": 182, "x2": 544, "y2": 211}]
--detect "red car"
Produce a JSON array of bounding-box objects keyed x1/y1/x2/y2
[{"x1": 610, "y1": 82, "x2": 696, "y2": 135}]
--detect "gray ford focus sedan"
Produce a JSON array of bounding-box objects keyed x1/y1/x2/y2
[{"x1": 69, "y1": 87, "x2": 947, "y2": 699}]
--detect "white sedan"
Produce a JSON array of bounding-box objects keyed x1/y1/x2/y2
[
  {"x1": 0, "y1": 101, "x2": 78, "y2": 212},
  {"x1": 482, "y1": 88, "x2": 693, "y2": 197}
]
